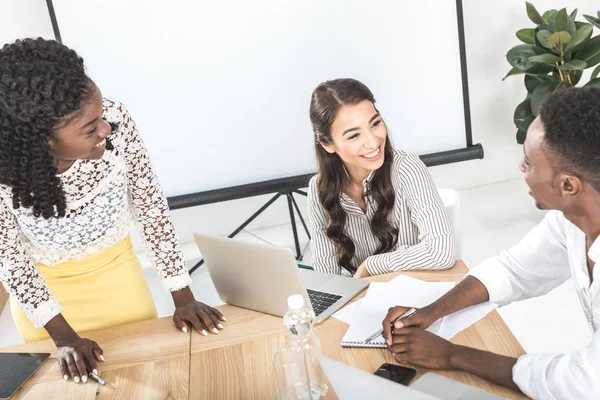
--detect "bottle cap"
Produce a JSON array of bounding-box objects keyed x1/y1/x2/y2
[{"x1": 287, "y1": 294, "x2": 305, "y2": 309}]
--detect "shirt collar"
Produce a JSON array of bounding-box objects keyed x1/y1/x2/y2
[
  {"x1": 588, "y1": 235, "x2": 600, "y2": 264},
  {"x1": 362, "y1": 171, "x2": 376, "y2": 189}
]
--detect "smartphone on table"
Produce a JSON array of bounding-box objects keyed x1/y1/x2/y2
[{"x1": 374, "y1": 363, "x2": 417, "y2": 386}]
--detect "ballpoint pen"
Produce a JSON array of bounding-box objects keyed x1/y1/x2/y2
[
  {"x1": 89, "y1": 371, "x2": 106, "y2": 386},
  {"x1": 364, "y1": 307, "x2": 416, "y2": 343}
]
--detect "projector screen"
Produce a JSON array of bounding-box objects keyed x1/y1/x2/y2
[{"x1": 48, "y1": 0, "x2": 476, "y2": 199}]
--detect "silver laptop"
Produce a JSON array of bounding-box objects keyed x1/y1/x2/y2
[
  {"x1": 319, "y1": 356, "x2": 507, "y2": 400},
  {"x1": 319, "y1": 356, "x2": 439, "y2": 400},
  {"x1": 193, "y1": 234, "x2": 368, "y2": 323}
]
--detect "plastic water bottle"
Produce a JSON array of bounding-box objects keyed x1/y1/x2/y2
[{"x1": 283, "y1": 294, "x2": 328, "y2": 398}]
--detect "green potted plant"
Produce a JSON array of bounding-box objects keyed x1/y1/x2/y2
[{"x1": 504, "y1": 2, "x2": 600, "y2": 143}]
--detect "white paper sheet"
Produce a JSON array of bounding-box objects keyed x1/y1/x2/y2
[{"x1": 338, "y1": 276, "x2": 497, "y2": 345}]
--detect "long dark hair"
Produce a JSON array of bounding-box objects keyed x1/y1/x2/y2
[
  {"x1": 309, "y1": 78, "x2": 397, "y2": 274},
  {"x1": 0, "y1": 38, "x2": 103, "y2": 219}
]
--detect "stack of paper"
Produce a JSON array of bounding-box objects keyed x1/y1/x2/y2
[{"x1": 334, "y1": 276, "x2": 497, "y2": 348}]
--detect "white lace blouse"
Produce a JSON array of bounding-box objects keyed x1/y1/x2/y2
[{"x1": 0, "y1": 99, "x2": 192, "y2": 328}]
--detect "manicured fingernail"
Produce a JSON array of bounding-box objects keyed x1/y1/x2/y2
[
  {"x1": 395, "y1": 322, "x2": 404, "y2": 329},
  {"x1": 100, "y1": 355, "x2": 105, "y2": 362},
  {"x1": 222, "y1": 316, "x2": 227, "y2": 321},
  {"x1": 82, "y1": 375, "x2": 87, "y2": 383},
  {"x1": 213, "y1": 328, "x2": 219, "y2": 334},
  {"x1": 217, "y1": 323, "x2": 224, "y2": 329},
  {"x1": 74, "y1": 376, "x2": 80, "y2": 383},
  {"x1": 202, "y1": 330, "x2": 208, "y2": 336},
  {"x1": 182, "y1": 326, "x2": 188, "y2": 334},
  {"x1": 64, "y1": 375, "x2": 69, "y2": 381},
  {"x1": 93, "y1": 369, "x2": 98, "y2": 375}
]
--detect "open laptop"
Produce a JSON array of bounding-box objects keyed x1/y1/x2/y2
[
  {"x1": 194, "y1": 234, "x2": 368, "y2": 323},
  {"x1": 319, "y1": 356, "x2": 508, "y2": 400}
]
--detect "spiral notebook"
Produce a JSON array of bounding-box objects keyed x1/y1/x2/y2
[{"x1": 339, "y1": 278, "x2": 497, "y2": 348}]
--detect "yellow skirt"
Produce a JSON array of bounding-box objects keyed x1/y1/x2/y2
[{"x1": 11, "y1": 236, "x2": 158, "y2": 342}]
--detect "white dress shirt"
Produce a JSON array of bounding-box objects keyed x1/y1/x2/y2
[
  {"x1": 308, "y1": 149, "x2": 455, "y2": 276},
  {"x1": 469, "y1": 210, "x2": 600, "y2": 400}
]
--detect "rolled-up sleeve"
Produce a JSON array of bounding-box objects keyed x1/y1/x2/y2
[
  {"x1": 468, "y1": 211, "x2": 571, "y2": 306},
  {"x1": 513, "y1": 329, "x2": 600, "y2": 399}
]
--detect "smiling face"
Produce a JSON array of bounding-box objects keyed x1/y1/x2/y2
[
  {"x1": 319, "y1": 100, "x2": 387, "y2": 182},
  {"x1": 48, "y1": 85, "x2": 111, "y2": 171}
]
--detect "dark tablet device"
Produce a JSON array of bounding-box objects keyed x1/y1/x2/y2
[{"x1": 0, "y1": 353, "x2": 50, "y2": 400}]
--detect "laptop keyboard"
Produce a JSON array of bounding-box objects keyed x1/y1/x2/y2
[{"x1": 307, "y1": 289, "x2": 342, "y2": 316}]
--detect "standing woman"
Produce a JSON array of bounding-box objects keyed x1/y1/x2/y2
[
  {"x1": 0, "y1": 39, "x2": 225, "y2": 383},
  {"x1": 308, "y1": 78, "x2": 455, "y2": 277}
]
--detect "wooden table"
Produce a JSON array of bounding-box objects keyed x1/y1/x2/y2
[
  {"x1": 3, "y1": 317, "x2": 190, "y2": 399},
  {"x1": 190, "y1": 261, "x2": 528, "y2": 399},
  {"x1": 3, "y1": 261, "x2": 529, "y2": 399}
]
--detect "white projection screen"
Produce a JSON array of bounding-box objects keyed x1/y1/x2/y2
[{"x1": 47, "y1": 0, "x2": 480, "y2": 203}]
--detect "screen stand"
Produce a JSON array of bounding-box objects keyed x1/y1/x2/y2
[{"x1": 188, "y1": 189, "x2": 310, "y2": 275}]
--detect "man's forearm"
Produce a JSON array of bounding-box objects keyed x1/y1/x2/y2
[
  {"x1": 427, "y1": 276, "x2": 490, "y2": 320},
  {"x1": 449, "y1": 344, "x2": 521, "y2": 392}
]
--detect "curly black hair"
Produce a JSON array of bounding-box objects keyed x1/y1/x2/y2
[
  {"x1": 0, "y1": 38, "x2": 95, "y2": 219},
  {"x1": 540, "y1": 87, "x2": 600, "y2": 192}
]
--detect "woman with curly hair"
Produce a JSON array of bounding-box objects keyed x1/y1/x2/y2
[
  {"x1": 308, "y1": 78, "x2": 456, "y2": 278},
  {"x1": 0, "y1": 38, "x2": 225, "y2": 383}
]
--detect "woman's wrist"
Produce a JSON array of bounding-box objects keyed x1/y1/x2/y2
[
  {"x1": 45, "y1": 314, "x2": 80, "y2": 346},
  {"x1": 171, "y1": 286, "x2": 194, "y2": 308}
]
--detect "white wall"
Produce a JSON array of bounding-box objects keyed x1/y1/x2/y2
[
  {"x1": 2, "y1": 0, "x2": 599, "y2": 255},
  {"x1": 0, "y1": 0, "x2": 54, "y2": 45}
]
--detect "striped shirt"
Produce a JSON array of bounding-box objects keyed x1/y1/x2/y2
[{"x1": 308, "y1": 149, "x2": 455, "y2": 277}]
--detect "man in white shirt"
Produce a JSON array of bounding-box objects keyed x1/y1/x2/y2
[{"x1": 381, "y1": 87, "x2": 600, "y2": 399}]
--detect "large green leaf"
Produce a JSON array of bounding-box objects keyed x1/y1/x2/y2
[
  {"x1": 584, "y1": 14, "x2": 600, "y2": 30},
  {"x1": 542, "y1": 9, "x2": 558, "y2": 24},
  {"x1": 517, "y1": 28, "x2": 536, "y2": 44},
  {"x1": 514, "y1": 97, "x2": 535, "y2": 131},
  {"x1": 531, "y1": 81, "x2": 565, "y2": 116},
  {"x1": 524, "y1": 74, "x2": 555, "y2": 93},
  {"x1": 558, "y1": 60, "x2": 588, "y2": 70},
  {"x1": 548, "y1": 31, "x2": 571, "y2": 46},
  {"x1": 525, "y1": 63, "x2": 555, "y2": 75},
  {"x1": 526, "y1": 2, "x2": 546, "y2": 25},
  {"x1": 506, "y1": 44, "x2": 545, "y2": 71},
  {"x1": 502, "y1": 67, "x2": 524, "y2": 81},
  {"x1": 592, "y1": 65, "x2": 600, "y2": 79},
  {"x1": 575, "y1": 21, "x2": 589, "y2": 30},
  {"x1": 585, "y1": 78, "x2": 600, "y2": 88},
  {"x1": 529, "y1": 54, "x2": 561, "y2": 64},
  {"x1": 516, "y1": 130, "x2": 527, "y2": 145},
  {"x1": 573, "y1": 36, "x2": 600, "y2": 68},
  {"x1": 536, "y1": 30, "x2": 554, "y2": 49},
  {"x1": 565, "y1": 24, "x2": 593, "y2": 52},
  {"x1": 554, "y1": 9, "x2": 569, "y2": 32}
]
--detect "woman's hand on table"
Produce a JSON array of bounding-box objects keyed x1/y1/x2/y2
[
  {"x1": 172, "y1": 286, "x2": 226, "y2": 336},
  {"x1": 55, "y1": 336, "x2": 104, "y2": 383},
  {"x1": 353, "y1": 261, "x2": 371, "y2": 278}
]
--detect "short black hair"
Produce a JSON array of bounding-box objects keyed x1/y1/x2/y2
[
  {"x1": 0, "y1": 38, "x2": 93, "y2": 218},
  {"x1": 540, "y1": 87, "x2": 600, "y2": 192}
]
